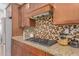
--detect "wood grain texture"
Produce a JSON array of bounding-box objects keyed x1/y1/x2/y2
[
  {"x1": 12, "y1": 4, "x2": 23, "y2": 36},
  {"x1": 52, "y1": 3, "x2": 79, "y2": 24},
  {"x1": 18, "y1": 4, "x2": 36, "y2": 28},
  {"x1": 11, "y1": 39, "x2": 52, "y2": 56}
]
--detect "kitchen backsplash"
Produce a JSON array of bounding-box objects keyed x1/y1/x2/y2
[{"x1": 23, "y1": 18, "x2": 79, "y2": 40}]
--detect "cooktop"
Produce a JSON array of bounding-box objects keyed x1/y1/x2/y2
[{"x1": 25, "y1": 37, "x2": 57, "y2": 46}]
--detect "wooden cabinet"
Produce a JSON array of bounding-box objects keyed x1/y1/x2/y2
[
  {"x1": 23, "y1": 44, "x2": 46, "y2": 56},
  {"x1": 22, "y1": 44, "x2": 33, "y2": 56},
  {"x1": 12, "y1": 40, "x2": 23, "y2": 56},
  {"x1": 12, "y1": 43, "x2": 23, "y2": 56},
  {"x1": 45, "y1": 53, "x2": 53, "y2": 56},
  {"x1": 18, "y1": 3, "x2": 53, "y2": 28},
  {"x1": 53, "y1": 19, "x2": 79, "y2": 24},
  {"x1": 12, "y1": 3, "x2": 54, "y2": 29},
  {"x1": 28, "y1": 4, "x2": 53, "y2": 17},
  {"x1": 11, "y1": 39, "x2": 53, "y2": 56},
  {"x1": 19, "y1": 3, "x2": 47, "y2": 16},
  {"x1": 28, "y1": 3, "x2": 48, "y2": 13},
  {"x1": 53, "y1": 4, "x2": 79, "y2": 24},
  {"x1": 12, "y1": 4, "x2": 23, "y2": 36},
  {"x1": 18, "y1": 4, "x2": 35, "y2": 28}
]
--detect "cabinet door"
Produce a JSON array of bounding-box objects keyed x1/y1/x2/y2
[
  {"x1": 19, "y1": 5, "x2": 35, "y2": 27},
  {"x1": 18, "y1": 6, "x2": 24, "y2": 28},
  {"x1": 23, "y1": 50, "x2": 32, "y2": 56},
  {"x1": 12, "y1": 40, "x2": 23, "y2": 56},
  {"x1": 16, "y1": 44, "x2": 23, "y2": 56},
  {"x1": 11, "y1": 42, "x2": 17, "y2": 56},
  {"x1": 12, "y1": 40, "x2": 53, "y2": 56},
  {"x1": 12, "y1": 4, "x2": 23, "y2": 36},
  {"x1": 22, "y1": 44, "x2": 33, "y2": 56},
  {"x1": 31, "y1": 49, "x2": 46, "y2": 56},
  {"x1": 18, "y1": 6, "x2": 22, "y2": 28},
  {"x1": 45, "y1": 52, "x2": 53, "y2": 56},
  {"x1": 21, "y1": 3, "x2": 48, "y2": 17},
  {"x1": 23, "y1": 43, "x2": 47, "y2": 56},
  {"x1": 18, "y1": 4, "x2": 30, "y2": 28},
  {"x1": 29, "y1": 3, "x2": 47, "y2": 13}
]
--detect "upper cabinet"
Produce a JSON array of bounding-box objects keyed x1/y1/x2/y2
[
  {"x1": 53, "y1": 4, "x2": 79, "y2": 24},
  {"x1": 18, "y1": 4, "x2": 36, "y2": 28},
  {"x1": 28, "y1": 4, "x2": 54, "y2": 17},
  {"x1": 18, "y1": 3, "x2": 54, "y2": 28},
  {"x1": 12, "y1": 4, "x2": 23, "y2": 36}
]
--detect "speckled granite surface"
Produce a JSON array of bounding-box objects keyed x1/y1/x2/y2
[{"x1": 12, "y1": 36, "x2": 79, "y2": 56}]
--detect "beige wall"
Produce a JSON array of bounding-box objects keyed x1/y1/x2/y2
[{"x1": 53, "y1": 3, "x2": 79, "y2": 24}]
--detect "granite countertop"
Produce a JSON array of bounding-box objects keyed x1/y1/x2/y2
[{"x1": 12, "y1": 36, "x2": 79, "y2": 56}]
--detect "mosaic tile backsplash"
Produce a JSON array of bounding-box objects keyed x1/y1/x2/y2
[{"x1": 24, "y1": 18, "x2": 79, "y2": 40}]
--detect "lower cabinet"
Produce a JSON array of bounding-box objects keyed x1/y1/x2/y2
[
  {"x1": 11, "y1": 40, "x2": 23, "y2": 56},
  {"x1": 11, "y1": 40, "x2": 52, "y2": 56}
]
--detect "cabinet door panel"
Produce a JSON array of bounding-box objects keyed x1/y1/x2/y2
[
  {"x1": 29, "y1": 3, "x2": 47, "y2": 13},
  {"x1": 12, "y1": 40, "x2": 53, "y2": 56},
  {"x1": 31, "y1": 48, "x2": 46, "y2": 56},
  {"x1": 12, "y1": 4, "x2": 23, "y2": 36},
  {"x1": 11, "y1": 43, "x2": 17, "y2": 56},
  {"x1": 23, "y1": 50, "x2": 32, "y2": 56},
  {"x1": 24, "y1": 44, "x2": 46, "y2": 56},
  {"x1": 45, "y1": 53, "x2": 53, "y2": 56},
  {"x1": 23, "y1": 43, "x2": 33, "y2": 56},
  {"x1": 16, "y1": 45, "x2": 23, "y2": 56},
  {"x1": 18, "y1": 4, "x2": 35, "y2": 28},
  {"x1": 12, "y1": 40, "x2": 23, "y2": 56}
]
